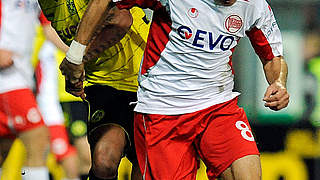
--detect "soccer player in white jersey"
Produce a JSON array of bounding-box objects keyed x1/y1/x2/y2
[
  {"x1": 60, "y1": 0, "x2": 290, "y2": 179},
  {"x1": 35, "y1": 40, "x2": 83, "y2": 180},
  {"x1": 0, "y1": 1, "x2": 67, "y2": 180}
]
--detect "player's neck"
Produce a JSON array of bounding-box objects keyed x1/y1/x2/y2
[{"x1": 214, "y1": 0, "x2": 237, "y2": 6}]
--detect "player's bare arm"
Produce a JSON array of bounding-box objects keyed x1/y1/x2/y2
[
  {"x1": 59, "y1": 0, "x2": 132, "y2": 99},
  {"x1": 66, "y1": 0, "x2": 132, "y2": 61},
  {"x1": 42, "y1": 24, "x2": 69, "y2": 53},
  {"x1": 84, "y1": 7, "x2": 133, "y2": 62},
  {"x1": 262, "y1": 56, "x2": 289, "y2": 111},
  {"x1": 0, "y1": 49, "x2": 14, "y2": 69}
]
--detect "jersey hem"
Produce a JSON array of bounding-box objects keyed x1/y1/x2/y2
[{"x1": 134, "y1": 92, "x2": 240, "y2": 115}]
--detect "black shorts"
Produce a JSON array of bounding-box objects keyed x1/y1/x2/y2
[
  {"x1": 84, "y1": 85, "x2": 137, "y2": 161},
  {"x1": 60, "y1": 101, "x2": 88, "y2": 139}
]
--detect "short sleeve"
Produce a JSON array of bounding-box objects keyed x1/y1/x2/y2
[
  {"x1": 246, "y1": 0, "x2": 283, "y2": 60},
  {"x1": 113, "y1": 0, "x2": 163, "y2": 11},
  {"x1": 39, "y1": 11, "x2": 51, "y2": 25}
]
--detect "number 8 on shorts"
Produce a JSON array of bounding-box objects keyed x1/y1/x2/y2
[{"x1": 235, "y1": 121, "x2": 255, "y2": 142}]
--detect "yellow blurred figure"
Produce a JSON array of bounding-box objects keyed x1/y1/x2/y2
[{"x1": 0, "y1": 139, "x2": 25, "y2": 180}]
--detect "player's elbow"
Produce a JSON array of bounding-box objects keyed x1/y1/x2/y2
[{"x1": 116, "y1": 9, "x2": 133, "y2": 32}]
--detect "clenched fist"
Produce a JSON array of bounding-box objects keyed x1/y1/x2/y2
[
  {"x1": 263, "y1": 82, "x2": 290, "y2": 111},
  {"x1": 59, "y1": 58, "x2": 86, "y2": 100}
]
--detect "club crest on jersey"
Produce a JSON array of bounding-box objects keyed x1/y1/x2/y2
[
  {"x1": 225, "y1": 15, "x2": 243, "y2": 33},
  {"x1": 90, "y1": 110, "x2": 105, "y2": 123},
  {"x1": 188, "y1": 8, "x2": 199, "y2": 18}
]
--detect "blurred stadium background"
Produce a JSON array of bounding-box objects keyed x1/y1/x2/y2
[
  {"x1": 2, "y1": 0, "x2": 320, "y2": 179},
  {"x1": 232, "y1": 0, "x2": 320, "y2": 179}
]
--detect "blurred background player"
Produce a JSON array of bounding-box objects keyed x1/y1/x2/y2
[
  {"x1": 33, "y1": 17, "x2": 91, "y2": 179},
  {"x1": 35, "y1": 39, "x2": 81, "y2": 180},
  {"x1": 0, "y1": 0, "x2": 51, "y2": 179},
  {"x1": 0, "y1": 1, "x2": 79, "y2": 180},
  {"x1": 1, "y1": 24, "x2": 90, "y2": 180},
  {"x1": 38, "y1": 0, "x2": 151, "y2": 179}
]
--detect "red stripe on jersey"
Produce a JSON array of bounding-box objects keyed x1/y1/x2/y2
[
  {"x1": 246, "y1": 27, "x2": 274, "y2": 61},
  {"x1": 39, "y1": 11, "x2": 50, "y2": 25},
  {"x1": 228, "y1": 47, "x2": 236, "y2": 75},
  {"x1": 228, "y1": 39, "x2": 240, "y2": 74},
  {"x1": 140, "y1": 8, "x2": 172, "y2": 75},
  {"x1": 35, "y1": 61, "x2": 43, "y2": 95},
  {"x1": 0, "y1": 0, "x2": 2, "y2": 31}
]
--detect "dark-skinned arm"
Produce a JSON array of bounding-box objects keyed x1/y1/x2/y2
[{"x1": 59, "y1": 0, "x2": 132, "y2": 99}]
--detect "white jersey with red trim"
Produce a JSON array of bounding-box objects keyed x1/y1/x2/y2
[
  {"x1": 115, "y1": 0, "x2": 283, "y2": 115},
  {"x1": 0, "y1": 0, "x2": 47, "y2": 93},
  {"x1": 36, "y1": 41, "x2": 65, "y2": 126}
]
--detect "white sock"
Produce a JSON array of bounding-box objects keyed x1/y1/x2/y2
[{"x1": 22, "y1": 166, "x2": 49, "y2": 180}]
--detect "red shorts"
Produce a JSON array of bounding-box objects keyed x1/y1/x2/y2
[
  {"x1": 0, "y1": 89, "x2": 45, "y2": 138},
  {"x1": 48, "y1": 125, "x2": 77, "y2": 162},
  {"x1": 134, "y1": 97, "x2": 259, "y2": 179}
]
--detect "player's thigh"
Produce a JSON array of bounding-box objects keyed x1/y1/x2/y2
[
  {"x1": 74, "y1": 136, "x2": 91, "y2": 173},
  {"x1": 18, "y1": 125, "x2": 49, "y2": 166},
  {"x1": 0, "y1": 89, "x2": 48, "y2": 153},
  {"x1": 0, "y1": 97, "x2": 15, "y2": 165},
  {"x1": 94, "y1": 124, "x2": 126, "y2": 152},
  {"x1": 1, "y1": 89, "x2": 46, "y2": 134},
  {"x1": 135, "y1": 113, "x2": 199, "y2": 180},
  {"x1": 197, "y1": 98, "x2": 259, "y2": 179},
  {"x1": 13, "y1": 89, "x2": 49, "y2": 150},
  {"x1": 220, "y1": 155, "x2": 261, "y2": 180},
  {"x1": 18, "y1": 125, "x2": 49, "y2": 151},
  {"x1": 85, "y1": 85, "x2": 136, "y2": 159},
  {"x1": 91, "y1": 124, "x2": 126, "y2": 170},
  {"x1": 74, "y1": 136, "x2": 90, "y2": 161}
]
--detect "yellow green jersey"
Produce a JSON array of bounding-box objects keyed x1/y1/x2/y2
[
  {"x1": 38, "y1": 0, "x2": 150, "y2": 92},
  {"x1": 31, "y1": 26, "x2": 81, "y2": 102}
]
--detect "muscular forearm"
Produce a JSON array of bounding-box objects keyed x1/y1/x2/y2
[
  {"x1": 75, "y1": 0, "x2": 114, "y2": 45},
  {"x1": 262, "y1": 56, "x2": 290, "y2": 111},
  {"x1": 84, "y1": 9, "x2": 133, "y2": 62},
  {"x1": 263, "y1": 56, "x2": 288, "y2": 88},
  {"x1": 67, "y1": 0, "x2": 132, "y2": 64}
]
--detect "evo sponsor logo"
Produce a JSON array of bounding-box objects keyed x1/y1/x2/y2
[{"x1": 177, "y1": 25, "x2": 235, "y2": 51}]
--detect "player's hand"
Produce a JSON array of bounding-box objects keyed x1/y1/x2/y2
[
  {"x1": 59, "y1": 58, "x2": 86, "y2": 100},
  {"x1": 263, "y1": 82, "x2": 289, "y2": 111},
  {"x1": 0, "y1": 49, "x2": 14, "y2": 69}
]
